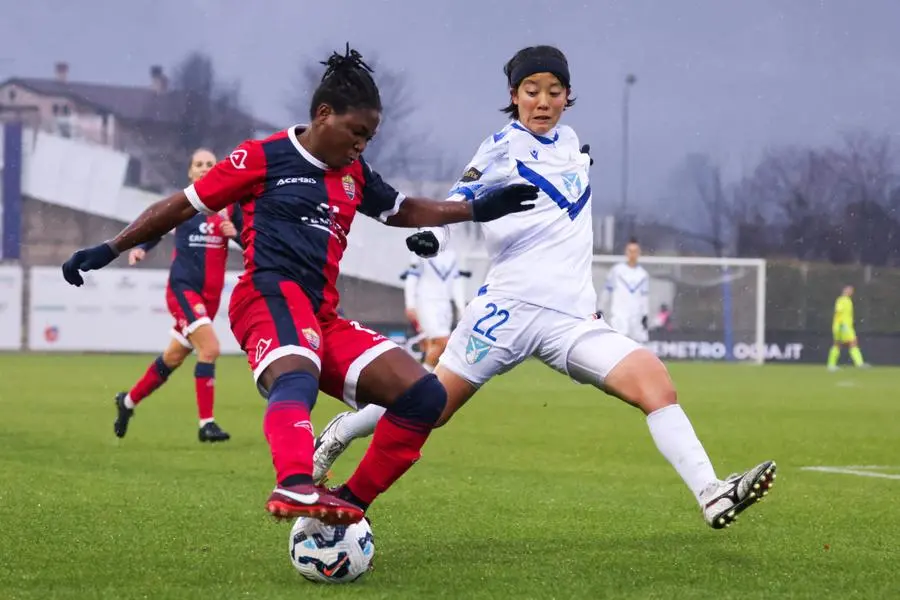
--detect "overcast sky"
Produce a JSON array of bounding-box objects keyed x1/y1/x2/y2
[{"x1": 3, "y1": 0, "x2": 899, "y2": 213}]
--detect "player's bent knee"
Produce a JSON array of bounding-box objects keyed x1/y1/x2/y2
[
  {"x1": 387, "y1": 374, "x2": 447, "y2": 430},
  {"x1": 196, "y1": 340, "x2": 220, "y2": 363},
  {"x1": 189, "y1": 327, "x2": 220, "y2": 362},
  {"x1": 258, "y1": 355, "x2": 320, "y2": 399},
  {"x1": 603, "y1": 349, "x2": 677, "y2": 415},
  {"x1": 162, "y1": 343, "x2": 190, "y2": 369}
]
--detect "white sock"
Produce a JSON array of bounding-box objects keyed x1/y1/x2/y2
[
  {"x1": 646, "y1": 404, "x2": 718, "y2": 503},
  {"x1": 199, "y1": 418, "x2": 215, "y2": 427},
  {"x1": 124, "y1": 394, "x2": 136, "y2": 409},
  {"x1": 336, "y1": 404, "x2": 387, "y2": 442},
  {"x1": 422, "y1": 363, "x2": 435, "y2": 372}
]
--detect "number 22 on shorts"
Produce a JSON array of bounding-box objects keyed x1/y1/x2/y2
[{"x1": 472, "y1": 302, "x2": 509, "y2": 342}]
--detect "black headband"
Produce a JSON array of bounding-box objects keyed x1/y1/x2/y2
[{"x1": 508, "y1": 56, "x2": 571, "y2": 89}]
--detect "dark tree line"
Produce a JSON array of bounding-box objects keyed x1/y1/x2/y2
[{"x1": 653, "y1": 132, "x2": 900, "y2": 266}]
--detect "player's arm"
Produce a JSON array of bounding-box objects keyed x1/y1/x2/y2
[
  {"x1": 379, "y1": 189, "x2": 536, "y2": 228},
  {"x1": 127, "y1": 233, "x2": 166, "y2": 265},
  {"x1": 112, "y1": 143, "x2": 262, "y2": 252},
  {"x1": 358, "y1": 143, "x2": 534, "y2": 229},
  {"x1": 106, "y1": 194, "x2": 195, "y2": 254},
  {"x1": 137, "y1": 237, "x2": 163, "y2": 252},
  {"x1": 62, "y1": 143, "x2": 264, "y2": 286}
]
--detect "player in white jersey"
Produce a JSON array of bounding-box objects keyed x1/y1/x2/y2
[
  {"x1": 601, "y1": 238, "x2": 650, "y2": 343},
  {"x1": 404, "y1": 249, "x2": 467, "y2": 371},
  {"x1": 314, "y1": 45, "x2": 776, "y2": 529}
]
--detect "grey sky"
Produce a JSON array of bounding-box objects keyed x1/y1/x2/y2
[{"x1": 3, "y1": 0, "x2": 899, "y2": 213}]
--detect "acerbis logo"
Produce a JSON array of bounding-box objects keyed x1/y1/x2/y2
[
  {"x1": 276, "y1": 176, "x2": 317, "y2": 187},
  {"x1": 198, "y1": 222, "x2": 216, "y2": 234},
  {"x1": 230, "y1": 149, "x2": 248, "y2": 170}
]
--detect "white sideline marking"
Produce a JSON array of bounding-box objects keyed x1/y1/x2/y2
[{"x1": 801, "y1": 466, "x2": 900, "y2": 480}]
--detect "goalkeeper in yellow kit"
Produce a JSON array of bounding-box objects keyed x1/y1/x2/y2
[{"x1": 827, "y1": 285, "x2": 867, "y2": 370}]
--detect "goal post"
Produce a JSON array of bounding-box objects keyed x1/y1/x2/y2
[{"x1": 459, "y1": 252, "x2": 768, "y2": 364}]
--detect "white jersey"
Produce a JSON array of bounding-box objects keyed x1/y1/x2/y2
[
  {"x1": 602, "y1": 262, "x2": 650, "y2": 320},
  {"x1": 404, "y1": 249, "x2": 466, "y2": 310},
  {"x1": 433, "y1": 121, "x2": 595, "y2": 317}
]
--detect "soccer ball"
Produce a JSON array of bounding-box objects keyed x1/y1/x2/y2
[{"x1": 288, "y1": 517, "x2": 374, "y2": 584}]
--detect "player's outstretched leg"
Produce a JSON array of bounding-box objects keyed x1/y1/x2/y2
[
  {"x1": 114, "y1": 341, "x2": 189, "y2": 438},
  {"x1": 313, "y1": 405, "x2": 387, "y2": 484},
  {"x1": 567, "y1": 332, "x2": 776, "y2": 529},
  {"x1": 260, "y1": 360, "x2": 364, "y2": 525},
  {"x1": 332, "y1": 349, "x2": 446, "y2": 511}
]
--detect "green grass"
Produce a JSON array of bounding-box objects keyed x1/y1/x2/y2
[{"x1": 1, "y1": 354, "x2": 898, "y2": 599}]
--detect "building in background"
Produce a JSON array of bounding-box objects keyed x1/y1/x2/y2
[{"x1": 0, "y1": 62, "x2": 276, "y2": 191}]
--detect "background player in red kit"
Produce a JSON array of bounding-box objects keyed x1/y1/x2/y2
[
  {"x1": 114, "y1": 148, "x2": 242, "y2": 443},
  {"x1": 63, "y1": 45, "x2": 537, "y2": 526}
]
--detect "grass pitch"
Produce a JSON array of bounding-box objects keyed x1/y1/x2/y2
[{"x1": 1, "y1": 354, "x2": 897, "y2": 599}]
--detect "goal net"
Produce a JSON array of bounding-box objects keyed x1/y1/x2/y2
[{"x1": 459, "y1": 253, "x2": 768, "y2": 364}]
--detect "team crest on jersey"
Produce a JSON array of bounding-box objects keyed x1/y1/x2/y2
[
  {"x1": 342, "y1": 174, "x2": 356, "y2": 201},
  {"x1": 460, "y1": 167, "x2": 483, "y2": 183},
  {"x1": 302, "y1": 327, "x2": 321, "y2": 350},
  {"x1": 193, "y1": 303, "x2": 207, "y2": 316},
  {"x1": 465, "y1": 335, "x2": 492, "y2": 364},
  {"x1": 562, "y1": 172, "x2": 583, "y2": 197}
]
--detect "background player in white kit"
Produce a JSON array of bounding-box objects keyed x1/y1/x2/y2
[
  {"x1": 404, "y1": 249, "x2": 468, "y2": 371},
  {"x1": 315, "y1": 45, "x2": 776, "y2": 529},
  {"x1": 601, "y1": 238, "x2": 650, "y2": 343}
]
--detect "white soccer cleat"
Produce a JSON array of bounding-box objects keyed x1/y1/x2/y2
[
  {"x1": 312, "y1": 412, "x2": 353, "y2": 485},
  {"x1": 700, "y1": 460, "x2": 776, "y2": 529}
]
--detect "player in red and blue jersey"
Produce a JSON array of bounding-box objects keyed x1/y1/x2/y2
[
  {"x1": 113, "y1": 149, "x2": 242, "y2": 443},
  {"x1": 62, "y1": 45, "x2": 537, "y2": 526}
]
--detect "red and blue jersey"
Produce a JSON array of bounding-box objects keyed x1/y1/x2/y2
[
  {"x1": 184, "y1": 127, "x2": 405, "y2": 318},
  {"x1": 139, "y1": 204, "x2": 243, "y2": 302}
]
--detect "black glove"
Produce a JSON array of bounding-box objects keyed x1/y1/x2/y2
[
  {"x1": 471, "y1": 184, "x2": 538, "y2": 223},
  {"x1": 641, "y1": 315, "x2": 648, "y2": 330},
  {"x1": 406, "y1": 230, "x2": 440, "y2": 258},
  {"x1": 62, "y1": 242, "x2": 119, "y2": 286},
  {"x1": 581, "y1": 144, "x2": 594, "y2": 166}
]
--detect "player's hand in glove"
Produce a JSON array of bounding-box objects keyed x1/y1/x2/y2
[
  {"x1": 62, "y1": 242, "x2": 119, "y2": 286},
  {"x1": 471, "y1": 184, "x2": 538, "y2": 222},
  {"x1": 642, "y1": 315, "x2": 649, "y2": 330},
  {"x1": 581, "y1": 144, "x2": 594, "y2": 166},
  {"x1": 406, "y1": 230, "x2": 440, "y2": 258}
]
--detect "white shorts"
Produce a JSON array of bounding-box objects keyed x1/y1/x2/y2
[
  {"x1": 440, "y1": 293, "x2": 640, "y2": 388},
  {"x1": 417, "y1": 300, "x2": 453, "y2": 339},
  {"x1": 610, "y1": 314, "x2": 649, "y2": 344}
]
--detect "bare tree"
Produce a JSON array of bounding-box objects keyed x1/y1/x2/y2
[
  {"x1": 666, "y1": 153, "x2": 736, "y2": 256},
  {"x1": 732, "y1": 133, "x2": 900, "y2": 264},
  {"x1": 154, "y1": 51, "x2": 256, "y2": 187}
]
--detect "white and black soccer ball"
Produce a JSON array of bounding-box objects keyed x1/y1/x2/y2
[{"x1": 289, "y1": 517, "x2": 375, "y2": 584}]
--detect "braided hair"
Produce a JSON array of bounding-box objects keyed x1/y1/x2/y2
[{"x1": 309, "y1": 44, "x2": 382, "y2": 119}]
